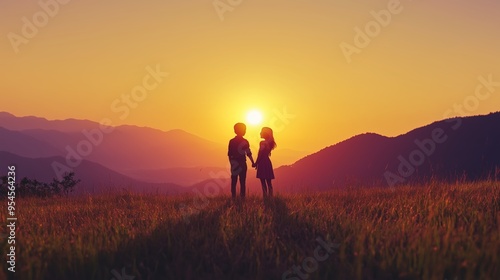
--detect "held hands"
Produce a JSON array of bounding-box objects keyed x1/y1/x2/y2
[{"x1": 252, "y1": 163, "x2": 257, "y2": 169}]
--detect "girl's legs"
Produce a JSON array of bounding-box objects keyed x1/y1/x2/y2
[
  {"x1": 260, "y1": 178, "x2": 268, "y2": 197},
  {"x1": 266, "y1": 179, "x2": 273, "y2": 197}
]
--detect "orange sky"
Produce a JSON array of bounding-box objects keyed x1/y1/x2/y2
[{"x1": 1, "y1": 0, "x2": 500, "y2": 153}]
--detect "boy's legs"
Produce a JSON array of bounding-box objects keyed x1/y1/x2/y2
[
  {"x1": 230, "y1": 175, "x2": 238, "y2": 198},
  {"x1": 239, "y1": 164, "x2": 247, "y2": 198},
  {"x1": 230, "y1": 160, "x2": 244, "y2": 198}
]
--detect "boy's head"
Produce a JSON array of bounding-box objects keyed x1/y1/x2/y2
[{"x1": 233, "y1": 123, "x2": 246, "y2": 136}]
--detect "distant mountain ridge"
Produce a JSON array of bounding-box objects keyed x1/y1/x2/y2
[
  {"x1": 0, "y1": 127, "x2": 63, "y2": 158},
  {"x1": 0, "y1": 112, "x2": 228, "y2": 171},
  {"x1": 274, "y1": 112, "x2": 500, "y2": 191},
  {"x1": 2, "y1": 111, "x2": 499, "y2": 193},
  {"x1": 0, "y1": 112, "x2": 306, "y2": 172},
  {"x1": 0, "y1": 151, "x2": 184, "y2": 194},
  {"x1": 0, "y1": 112, "x2": 98, "y2": 132}
]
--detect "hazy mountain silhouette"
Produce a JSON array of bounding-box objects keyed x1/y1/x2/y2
[
  {"x1": 1, "y1": 112, "x2": 227, "y2": 170},
  {"x1": 0, "y1": 112, "x2": 98, "y2": 132},
  {"x1": 274, "y1": 112, "x2": 500, "y2": 191},
  {"x1": 0, "y1": 127, "x2": 63, "y2": 158},
  {"x1": 3, "y1": 112, "x2": 499, "y2": 193},
  {"x1": 268, "y1": 148, "x2": 309, "y2": 168},
  {"x1": 1, "y1": 112, "x2": 304, "y2": 173},
  {"x1": 125, "y1": 166, "x2": 229, "y2": 186},
  {"x1": 0, "y1": 151, "x2": 184, "y2": 194}
]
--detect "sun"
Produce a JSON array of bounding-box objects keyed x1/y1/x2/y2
[{"x1": 246, "y1": 110, "x2": 263, "y2": 126}]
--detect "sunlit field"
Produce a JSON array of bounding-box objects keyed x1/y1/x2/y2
[{"x1": 1, "y1": 181, "x2": 499, "y2": 280}]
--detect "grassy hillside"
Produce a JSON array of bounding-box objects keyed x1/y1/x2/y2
[{"x1": 1, "y1": 182, "x2": 499, "y2": 279}]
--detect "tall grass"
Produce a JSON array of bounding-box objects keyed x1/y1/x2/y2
[{"x1": 1, "y1": 181, "x2": 499, "y2": 279}]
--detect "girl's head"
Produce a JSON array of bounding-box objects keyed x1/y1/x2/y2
[{"x1": 260, "y1": 127, "x2": 277, "y2": 150}]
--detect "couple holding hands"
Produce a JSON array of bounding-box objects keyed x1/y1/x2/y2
[{"x1": 228, "y1": 123, "x2": 277, "y2": 199}]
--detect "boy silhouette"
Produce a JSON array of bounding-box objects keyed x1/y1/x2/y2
[{"x1": 228, "y1": 123, "x2": 255, "y2": 199}]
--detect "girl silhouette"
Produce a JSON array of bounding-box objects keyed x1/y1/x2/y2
[{"x1": 253, "y1": 127, "x2": 276, "y2": 197}]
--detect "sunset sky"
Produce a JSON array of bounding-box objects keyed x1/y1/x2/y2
[{"x1": 1, "y1": 0, "x2": 499, "y2": 153}]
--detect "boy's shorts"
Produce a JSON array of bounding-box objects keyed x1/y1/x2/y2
[{"x1": 229, "y1": 160, "x2": 247, "y2": 177}]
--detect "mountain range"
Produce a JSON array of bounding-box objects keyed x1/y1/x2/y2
[
  {"x1": 1, "y1": 111, "x2": 499, "y2": 194},
  {"x1": 0, "y1": 151, "x2": 184, "y2": 194},
  {"x1": 0, "y1": 112, "x2": 303, "y2": 191},
  {"x1": 274, "y1": 112, "x2": 500, "y2": 191}
]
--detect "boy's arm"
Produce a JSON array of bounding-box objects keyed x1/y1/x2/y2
[
  {"x1": 248, "y1": 154, "x2": 255, "y2": 166},
  {"x1": 247, "y1": 150, "x2": 255, "y2": 165},
  {"x1": 246, "y1": 141, "x2": 255, "y2": 166}
]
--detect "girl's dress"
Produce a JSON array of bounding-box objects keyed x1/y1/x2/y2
[{"x1": 256, "y1": 141, "x2": 275, "y2": 180}]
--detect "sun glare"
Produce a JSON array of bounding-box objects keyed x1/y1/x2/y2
[{"x1": 246, "y1": 110, "x2": 263, "y2": 126}]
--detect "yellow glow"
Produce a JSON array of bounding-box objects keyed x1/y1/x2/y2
[
  {"x1": 246, "y1": 110, "x2": 263, "y2": 126},
  {"x1": 1, "y1": 1, "x2": 500, "y2": 153}
]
